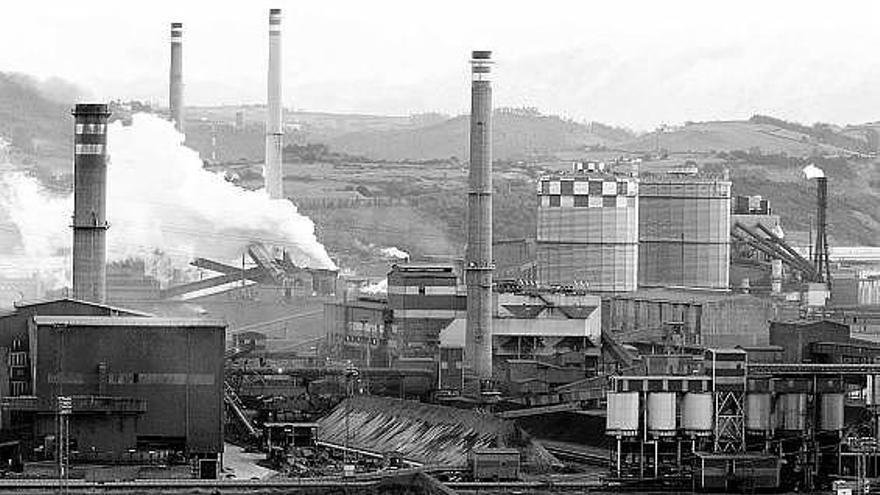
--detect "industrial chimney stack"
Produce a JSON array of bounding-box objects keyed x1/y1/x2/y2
[
  {"x1": 72, "y1": 104, "x2": 111, "y2": 303},
  {"x1": 813, "y1": 177, "x2": 831, "y2": 284},
  {"x1": 169, "y1": 22, "x2": 184, "y2": 132},
  {"x1": 465, "y1": 51, "x2": 494, "y2": 386},
  {"x1": 264, "y1": 8, "x2": 284, "y2": 199}
]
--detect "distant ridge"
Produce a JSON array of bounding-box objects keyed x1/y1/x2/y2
[{"x1": 328, "y1": 108, "x2": 635, "y2": 161}]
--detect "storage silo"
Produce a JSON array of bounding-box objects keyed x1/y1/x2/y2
[
  {"x1": 606, "y1": 392, "x2": 640, "y2": 436},
  {"x1": 638, "y1": 171, "x2": 731, "y2": 290},
  {"x1": 681, "y1": 392, "x2": 713, "y2": 436},
  {"x1": 819, "y1": 393, "x2": 844, "y2": 431},
  {"x1": 745, "y1": 393, "x2": 774, "y2": 434},
  {"x1": 647, "y1": 392, "x2": 677, "y2": 436},
  {"x1": 776, "y1": 393, "x2": 807, "y2": 431},
  {"x1": 536, "y1": 173, "x2": 639, "y2": 291}
]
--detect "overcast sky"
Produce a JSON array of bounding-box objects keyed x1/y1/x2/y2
[{"x1": 3, "y1": 0, "x2": 880, "y2": 130}]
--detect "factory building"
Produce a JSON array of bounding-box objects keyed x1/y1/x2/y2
[
  {"x1": 323, "y1": 296, "x2": 393, "y2": 367},
  {"x1": 602, "y1": 289, "x2": 774, "y2": 347},
  {"x1": 0, "y1": 309, "x2": 225, "y2": 472},
  {"x1": 638, "y1": 171, "x2": 731, "y2": 290},
  {"x1": 832, "y1": 269, "x2": 880, "y2": 306},
  {"x1": 440, "y1": 291, "x2": 602, "y2": 378},
  {"x1": 768, "y1": 319, "x2": 850, "y2": 363},
  {"x1": 324, "y1": 267, "x2": 602, "y2": 384},
  {"x1": 387, "y1": 264, "x2": 466, "y2": 358},
  {"x1": 535, "y1": 173, "x2": 639, "y2": 292}
]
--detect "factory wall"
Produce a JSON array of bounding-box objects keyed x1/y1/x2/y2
[
  {"x1": 602, "y1": 289, "x2": 773, "y2": 347},
  {"x1": 768, "y1": 320, "x2": 849, "y2": 363},
  {"x1": 28, "y1": 316, "x2": 225, "y2": 456},
  {"x1": 638, "y1": 175, "x2": 731, "y2": 290},
  {"x1": 323, "y1": 298, "x2": 392, "y2": 366},
  {"x1": 832, "y1": 271, "x2": 880, "y2": 306},
  {"x1": 493, "y1": 238, "x2": 536, "y2": 280},
  {"x1": 535, "y1": 175, "x2": 639, "y2": 292},
  {"x1": 387, "y1": 264, "x2": 465, "y2": 357},
  {"x1": 0, "y1": 300, "x2": 150, "y2": 400}
]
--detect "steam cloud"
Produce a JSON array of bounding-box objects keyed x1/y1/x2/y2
[
  {"x1": 802, "y1": 163, "x2": 825, "y2": 179},
  {"x1": 0, "y1": 113, "x2": 335, "y2": 289},
  {"x1": 360, "y1": 279, "x2": 387, "y2": 295},
  {"x1": 380, "y1": 246, "x2": 410, "y2": 261}
]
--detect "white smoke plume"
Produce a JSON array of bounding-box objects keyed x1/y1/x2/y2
[
  {"x1": 380, "y1": 246, "x2": 410, "y2": 261},
  {"x1": 360, "y1": 279, "x2": 387, "y2": 295},
  {"x1": 0, "y1": 113, "x2": 335, "y2": 289},
  {"x1": 802, "y1": 163, "x2": 825, "y2": 179}
]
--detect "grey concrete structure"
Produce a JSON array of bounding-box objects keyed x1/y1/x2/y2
[
  {"x1": 169, "y1": 22, "x2": 184, "y2": 132},
  {"x1": 72, "y1": 104, "x2": 111, "y2": 304},
  {"x1": 264, "y1": 8, "x2": 284, "y2": 199},
  {"x1": 465, "y1": 51, "x2": 494, "y2": 383}
]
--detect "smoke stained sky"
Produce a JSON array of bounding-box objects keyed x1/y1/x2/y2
[{"x1": 2, "y1": 0, "x2": 880, "y2": 129}]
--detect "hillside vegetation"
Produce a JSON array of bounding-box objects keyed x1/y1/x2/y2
[
  {"x1": 1, "y1": 72, "x2": 877, "y2": 273},
  {"x1": 328, "y1": 108, "x2": 634, "y2": 161},
  {"x1": 0, "y1": 73, "x2": 73, "y2": 171},
  {"x1": 616, "y1": 118, "x2": 874, "y2": 156}
]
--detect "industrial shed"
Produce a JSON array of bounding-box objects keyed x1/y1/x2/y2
[
  {"x1": 1, "y1": 313, "x2": 225, "y2": 466},
  {"x1": 602, "y1": 289, "x2": 775, "y2": 347}
]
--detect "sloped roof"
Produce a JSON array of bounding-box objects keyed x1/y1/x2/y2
[
  {"x1": 317, "y1": 395, "x2": 557, "y2": 470},
  {"x1": 2, "y1": 297, "x2": 153, "y2": 318}
]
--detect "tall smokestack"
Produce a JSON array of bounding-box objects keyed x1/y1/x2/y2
[
  {"x1": 72, "y1": 104, "x2": 111, "y2": 303},
  {"x1": 813, "y1": 177, "x2": 831, "y2": 284},
  {"x1": 264, "y1": 8, "x2": 284, "y2": 199},
  {"x1": 169, "y1": 22, "x2": 184, "y2": 132},
  {"x1": 465, "y1": 51, "x2": 494, "y2": 387}
]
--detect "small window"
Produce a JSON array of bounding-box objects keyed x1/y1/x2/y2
[
  {"x1": 588, "y1": 181, "x2": 602, "y2": 195},
  {"x1": 418, "y1": 286, "x2": 426, "y2": 295},
  {"x1": 560, "y1": 181, "x2": 574, "y2": 195},
  {"x1": 573, "y1": 195, "x2": 589, "y2": 207},
  {"x1": 549, "y1": 195, "x2": 561, "y2": 207},
  {"x1": 603, "y1": 196, "x2": 616, "y2": 207},
  {"x1": 540, "y1": 181, "x2": 550, "y2": 194}
]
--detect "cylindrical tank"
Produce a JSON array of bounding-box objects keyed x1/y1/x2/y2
[
  {"x1": 870, "y1": 375, "x2": 880, "y2": 406},
  {"x1": 647, "y1": 392, "x2": 677, "y2": 436},
  {"x1": 746, "y1": 393, "x2": 773, "y2": 433},
  {"x1": 681, "y1": 392, "x2": 713, "y2": 435},
  {"x1": 776, "y1": 393, "x2": 807, "y2": 431},
  {"x1": 606, "y1": 392, "x2": 639, "y2": 436},
  {"x1": 819, "y1": 393, "x2": 845, "y2": 431}
]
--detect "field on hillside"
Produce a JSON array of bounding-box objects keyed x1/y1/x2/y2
[{"x1": 616, "y1": 120, "x2": 858, "y2": 155}]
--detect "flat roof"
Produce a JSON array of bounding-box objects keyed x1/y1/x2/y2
[
  {"x1": 603, "y1": 288, "x2": 754, "y2": 304},
  {"x1": 472, "y1": 448, "x2": 520, "y2": 454},
  {"x1": 264, "y1": 422, "x2": 319, "y2": 428},
  {"x1": 771, "y1": 319, "x2": 849, "y2": 327},
  {"x1": 32, "y1": 316, "x2": 226, "y2": 328},
  {"x1": 612, "y1": 375, "x2": 711, "y2": 380}
]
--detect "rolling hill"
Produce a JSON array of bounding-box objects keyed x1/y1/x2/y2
[
  {"x1": 616, "y1": 117, "x2": 875, "y2": 155},
  {"x1": 328, "y1": 108, "x2": 634, "y2": 161},
  {"x1": 0, "y1": 72, "x2": 74, "y2": 171}
]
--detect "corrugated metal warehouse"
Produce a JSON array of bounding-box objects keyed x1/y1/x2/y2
[
  {"x1": 535, "y1": 174, "x2": 639, "y2": 292},
  {"x1": 602, "y1": 289, "x2": 774, "y2": 347},
  {"x1": 638, "y1": 172, "x2": 731, "y2": 290},
  {"x1": 0, "y1": 304, "x2": 225, "y2": 465}
]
